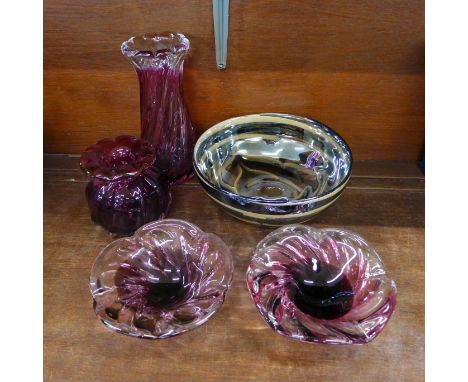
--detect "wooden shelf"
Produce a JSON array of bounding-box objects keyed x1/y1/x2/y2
[{"x1": 44, "y1": 155, "x2": 424, "y2": 382}]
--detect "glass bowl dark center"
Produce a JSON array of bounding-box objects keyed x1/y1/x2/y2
[
  {"x1": 145, "y1": 277, "x2": 186, "y2": 308},
  {"x1": 115, "y1": 262, "x2": 189, "y2": 312},
  {"x1": 289, "y1": 260, "x2": 354, "y2": 320},
  {"x1": 224, "y1": 154, "x2": 313, "y2": 199}
]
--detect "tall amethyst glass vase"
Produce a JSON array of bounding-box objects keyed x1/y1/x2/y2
[{"x1": 122, "y1": 32, "x2": 196, "y2": 185}]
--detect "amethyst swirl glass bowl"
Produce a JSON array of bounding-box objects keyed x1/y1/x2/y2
[
  {"x1": 246, "y1": 225, "x2": 397, "y2": 344},
  {"x1": 90, "y1": 219, "x2": 234, "y2": 339},
  {"x1": 80, "y1": 135, "x2": 171, "y2": 236},
  {"x1": 193, "y1": 113, "x2": 352, "y2": 226}
]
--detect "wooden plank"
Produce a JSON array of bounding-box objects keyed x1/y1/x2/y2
[
  {"x1": 44, "y1": 155, "x2": 425, "y2": 178},
  {"x1": 43, "y1": 154, "x2": 80, "y2": 171},
  {"x1": 44, "y1": 162, "x2": 424, "y2": 381},
  {"x1": 44, "y1": 0, "x2": 424, "y2": 160},
  {"x1": 44, "y1": 0, "x2": 424, "y2": 74},
  {"x1": 43, "y1": 170, "x2": 425, "y2": 192},
  {"x1": 351, "y1": 161, "x2": 423, "y2": 179},
  {"x1": 44, "y1": 155, "x2": 425, "y2": 191},
  {"x1": 44, "y1": 69, "x2": 424, "y2": 160}
]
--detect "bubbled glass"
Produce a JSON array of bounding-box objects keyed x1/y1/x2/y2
[
  {"x1": 90, "y1": 219, "x2": 234, "y2": 339},
  {"x1": 246, "y1": 225, "x2": 397, "y2": 344}
]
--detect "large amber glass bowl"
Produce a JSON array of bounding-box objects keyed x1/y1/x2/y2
[{"x1": 193, "y1": 114, "x2": 352, "y2": 225}]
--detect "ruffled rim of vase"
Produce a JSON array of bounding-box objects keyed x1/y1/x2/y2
[
  {"x1": 121, "y1": 32, "x2": 190, "y2": 59},
  {"x1": 80, "y1": 135, "x2": 156, "y2": 180}
]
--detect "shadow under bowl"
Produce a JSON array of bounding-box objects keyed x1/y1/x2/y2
[{"x1": 193, "y1": 113, "x2": 353, "y2": 226}]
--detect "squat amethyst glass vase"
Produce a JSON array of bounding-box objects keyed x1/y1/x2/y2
[
  {"x1": 80, "y1": 135, "x2": 171, "y2": 236},
  {"x1": 122, "y1": 32, "x2": 196, "y2": 185},
  {"x1": 246, "y1": 225, "x2": 397, "y2": 344}
]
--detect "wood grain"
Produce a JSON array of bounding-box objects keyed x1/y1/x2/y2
[
  {"x1": 44, "y1": 157, "x2": 424, "y2": 381},
  {"x1": 44, "y1": 0, "x2": 424, "y2": 160}
]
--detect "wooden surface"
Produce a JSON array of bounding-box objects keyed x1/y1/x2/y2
[
  {"x1": 44, "y1": 0, "x2": 424, "y2": 160},
  {"x1": 44, "y1": 155, "x2": 425, "y2": 381}
]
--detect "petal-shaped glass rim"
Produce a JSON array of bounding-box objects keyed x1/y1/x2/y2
[
  {"x1": 245, "y1": 225, "x2": 397, "y2": 344},
  {"x1": 89, "y1": 219, "x2": 234, "y2": 338},
  {"x1": 121, "y1": 32, "x2": 190, "y2": 59},
  {"x1": 80, "y1": 135, "x2": 156, "y2": 180}
]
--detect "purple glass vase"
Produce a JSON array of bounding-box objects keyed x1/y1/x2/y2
[
  {"x1": 121, "y1": 32, "x2": 196, "y2": 185},
  {"x1": 80, "y1": 135, "x2": 171, "y2": 236}
]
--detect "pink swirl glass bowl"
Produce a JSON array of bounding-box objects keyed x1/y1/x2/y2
[
  {"x1": 90, "y1": 219, "x2": 234, "y2": 339},
  {"x1": 246, "y1": 225, "x2": 397, "y2": 344}
]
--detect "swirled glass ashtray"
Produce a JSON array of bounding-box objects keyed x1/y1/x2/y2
[
  {"x1": 90, "y1": 219, "x2": 234, "y2": 339},
  {"x1": 246, "y1": 225, "x2": 397, "y2": 344},
  {"x1": 193, "y1": 113, "x2": 352, "y2": 226}
]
